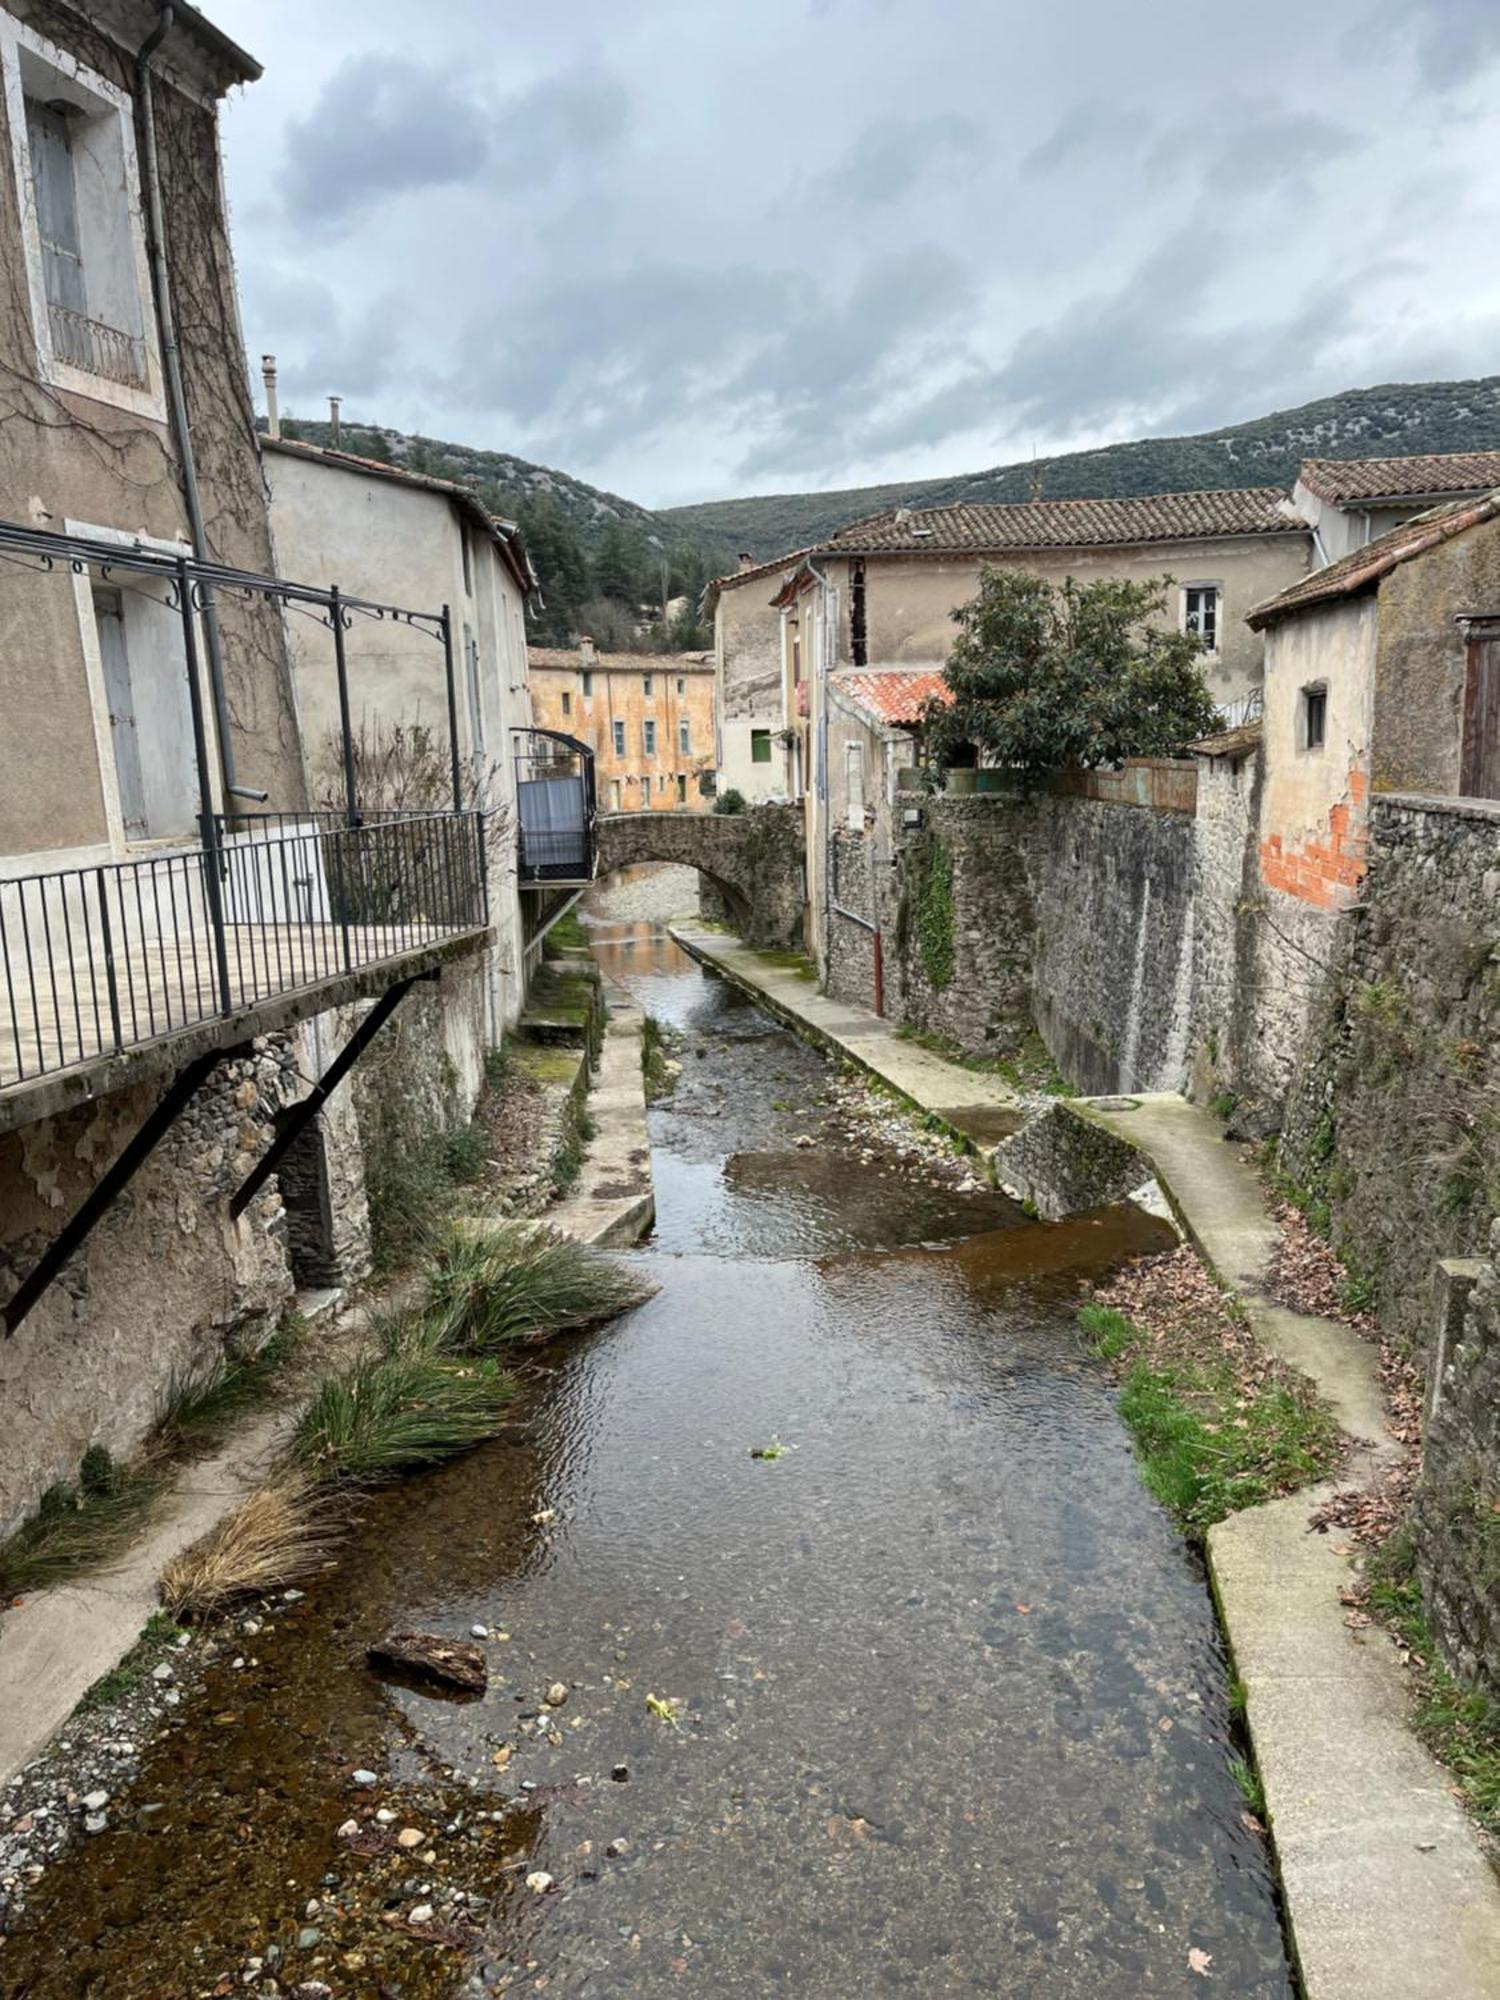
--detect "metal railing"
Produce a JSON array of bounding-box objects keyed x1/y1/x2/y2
[
  {"x1": 47, "y1": 302, "x2": 149, "y2": 388},
  {"x1": 0, "y1": 811, "x2": 487, "y2": 1092}
]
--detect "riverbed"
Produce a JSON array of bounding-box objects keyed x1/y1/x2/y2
[{"x1": 0, "y1": 908, "x2": 1293, "y2": 1998}]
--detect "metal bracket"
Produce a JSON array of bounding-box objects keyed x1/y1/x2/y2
[
  {"x1": 3, "y1": 1047, "x2": 240, "y2": 1336},
  {"x1": 229, "y1": 973, "x2": 435, "y2": 1221}
]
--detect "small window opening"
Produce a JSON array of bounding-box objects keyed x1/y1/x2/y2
[
  {"x1": 1183, "y1": 584, "x2": 1220, "y2": 652},
  {"x1": 750, "y1": 728, "x2": 772, "y2": 764},
  {"x1": 1301, "y1": 683, "x2": 1327, "y2": 751}
]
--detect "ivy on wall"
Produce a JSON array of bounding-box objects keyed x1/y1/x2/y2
[{"x1": 912, "y1": 834, "x2": 956, "y2": 992}]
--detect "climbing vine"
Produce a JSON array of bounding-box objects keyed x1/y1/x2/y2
[{"x1": 911, "y1": 834, "x2": 956, "y2": 992}]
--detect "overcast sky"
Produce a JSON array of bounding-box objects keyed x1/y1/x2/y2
[{"x1": 210, "y1": 0, "x2": 1500, "y2": 509}]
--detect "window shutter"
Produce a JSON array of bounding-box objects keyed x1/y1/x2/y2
[{"x1": 26, "y1": 99, "x2": 87, "y2": 315}]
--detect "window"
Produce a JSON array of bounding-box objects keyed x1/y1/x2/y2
[
  {"x1": 91, "y1": 583, "x2": 198, "y2": 841},
  {"x1": 676, "y1": 676, "x2": 686, "y2": 695},
  {"x1": 612, "y1": 718, "x2": 626, "y2": 757},
  {"x1": 461, "y1": 531, "x2": 473, "y2": 596},
  {"x1": 610, "y1": 778, "x2": 622, "y2": 809},
  {"x1": 5, "y1": 20, "x2": 160, "y2": 413},
  {"x1": 1300, "y1": 683, "x2": 1328, "y2": 752},
  {"x1": 582, "y1": 671, "x2": 593, "y2": 698},
  {"x1": 751, "y1": 728, "x2": 773, "y2": 764},
  {"x1": 677, "y1": 774, "x2": 687, "y2": 804},
  {"x1": 561, "y1": 690, "x2": 571, "y2": 716},
  {"x1": 678, "y1": 718, "x2": 691, "y2": 756},
  {"x1": 644, "y1": 718, "x2": 657, "y2": 756},
  {"x1": 643, "y1": 674, "x2": 654, "y2": 697},
  {"x1": 1183, "y1": 584, "x2": 1220, "y2": 651}
]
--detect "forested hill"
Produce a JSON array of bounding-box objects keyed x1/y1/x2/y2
[
  {"x1": 270, "y1": 416, "x2": 724, "y2": 649},
  {"x1": 659, "y1": 375, "x2": 1500, "y2": 561}
]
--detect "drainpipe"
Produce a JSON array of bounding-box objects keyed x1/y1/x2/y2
[{"x1": 135, "y1": 6, "x2": 266, "y2": 807}]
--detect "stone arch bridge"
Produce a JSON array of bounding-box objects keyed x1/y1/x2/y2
[{"x1": 594, "y1": 804, "x2": 806, "y2": 948}]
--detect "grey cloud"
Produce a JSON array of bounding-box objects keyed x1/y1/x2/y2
[
  {"x1": 808, "y1": 114, "x2": 986, "y2": 208},
  {"x1": 1020, "y1": 100, "x2": 1145, "y2": 179},
  {"x1": 279, "y1": 55, "x2": 491, "y2": 227},
  {"x1": 489, "y1": 65, "x2": 630, "y2": 183},
  {"x1": 1146, "y1": 103, "x2": 1357, "y2": 195},
  {"x1": 1352, "y1": 0, "x2": 1500, "y2": 90}
]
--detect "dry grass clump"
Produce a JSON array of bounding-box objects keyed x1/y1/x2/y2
[{"x1": 159, "y1": 1476, "x2": 346, "y2": 1619}]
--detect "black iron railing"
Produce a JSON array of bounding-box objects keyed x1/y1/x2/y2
[{"x1": 0, "y1": 811, "x2": 487, "y2": 1093}]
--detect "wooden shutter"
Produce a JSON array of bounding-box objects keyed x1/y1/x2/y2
[{"x1": 25, "y1": 99, "x2": 86, "y2": 315}]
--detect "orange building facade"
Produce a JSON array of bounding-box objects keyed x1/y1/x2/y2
[{"x1": 528, "y1": 642, "x2": 717, "y2": 812}]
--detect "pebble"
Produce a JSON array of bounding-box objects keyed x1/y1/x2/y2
[
  {"x1": 409, "y1": 1902, "x2": 435, "y2": 1925},
  {"x1": 151, "y1": 1663, "x2": 174, "y2": 1684},
  {"x1": 283, "y1": 1589, "x2": 305, "y2": 1603},
  {"x1": 611, "y1": 1763, "x2": 630, "y2": 1782},
  {"x1": 606, "y1": 1837, "x2": 630, "y2": 1858},
  {"x1": 525, "y1": 1871, "x2": 554, "y2": 1894},
  {"x1": 83, "y1": 1813, "x2": 107, "y2": 1835},
  {"x1": 351, "y1": 1770, "x2": 378, "y2": 1788},
  {"x1": 545, "y1": 1683, "x2": 568, "y2": 1707},
  {"x1": 296, "y1": 1926, "x2": 321, "y2": 1949},
  {"x1": 375, "y1": 1808, "x2": 397, "y2": 1824},
  {"x1": 80, "y1": 1790, "x2": 108, "y2": 1812},
  {"x1": 397, "y1": 1827, "x2": 425, "y2": 1849},
  {"x1": 335, "y1": 1819, "x2": 359, "y2": 1839},
  {"x1": 470, "y1": 1625, "x2": 489, "y2": 1639}
]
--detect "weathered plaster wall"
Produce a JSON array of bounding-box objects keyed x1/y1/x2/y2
[
  {"x1": 0, "y1": 2, "x2": 304, "y2": 858},
  {"x1": 1372, "y1": 513, "x2": 1500, "y2": 798},
  {"x1": 529, "y1": 660, "x2": 715, "y2": 813},
  {"x1": 0, "y1": 1041, "x2": 296, "y2": 1538},
  {"x1": 716, "y1": 581, "x2": 791, "y2": 802},
  {"x1": 1258, "y1": 597, "x2": 1375, "y2": 911}
]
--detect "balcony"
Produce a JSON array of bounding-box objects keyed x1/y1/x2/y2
[
  {"x1": 0, "y1": 810, "x2": 488, "y2": 1132},
  {"x1": 47, "y1": 302, "x2": 149, "y2": 389},
  {"x1": 0, "y1": 518, "x2": 493, "y2": 1136}
]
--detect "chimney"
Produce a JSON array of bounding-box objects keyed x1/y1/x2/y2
[
  {"x1": 893, "y1": 507, "x2": 911, "y2": 526},
  {"x1": 579, "y1": 636, "x2": 596, "y2": 664},
  {"x1": 738, "y1": 552, "x2": 756, "y2": 572},
  {"x1": 328, "y1": 394, "x2": 342, "y2": 448},
  {"x1": 261, "y1": 354, "x2": 280, "y2": 439}
]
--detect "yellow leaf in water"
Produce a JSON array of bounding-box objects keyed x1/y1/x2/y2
[{"x1": 491, "y1": 1745, "x2": 513, "y2": 1768}]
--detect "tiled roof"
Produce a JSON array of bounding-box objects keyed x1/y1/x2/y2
[
  {"x1": 1297, "y1": 451, "x2": 1500, "y2": 506},
  {"x1": 831, "y1": 667, "x2": 952, "y2": 726},
  {"x1": 528, "y1": 647, "x2": 712, "y2": 673},
  {"x1": 262, "y1": 436, "x2": 538, "y2": 598},
  {"x1": 1189, "y1": 721, "x2": 1263, "y2": 761},
  {"x1": 1248, "y1": 494, "x2": 1500, "y2": 629},
  {"x1": 704, "y1": 548, "x2": 820, "y2": 605},
  {"x1": 822, "y1": 490, "x2": 1303, "y2": 553}
]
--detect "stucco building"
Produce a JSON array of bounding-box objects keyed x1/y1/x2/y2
[
  {"x1": 1292, "y1": 450, "x2": 1500, "y2": 564},
  {"x1": 529, "y1": 641, "x2": 716, "y2": 813},
  {"x1": 263, "y1": 433, "x2": 539, "y2": 1032}
]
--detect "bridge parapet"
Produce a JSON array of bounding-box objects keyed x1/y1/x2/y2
[{"x1": 595, "y1": 805, "x2": 806, "y2": 948}]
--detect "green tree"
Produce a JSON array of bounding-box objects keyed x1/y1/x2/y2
[
  {"x1": 511, "y1": 495, "x2": 592, "y2": 646},
  {"x1": 926, "y1": 569, "x2": 1220, "y2": 786},
  {"x1": 593, "y1": 517, "x2": 643, "y2": 607}
]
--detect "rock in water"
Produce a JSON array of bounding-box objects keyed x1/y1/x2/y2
[{"x1": 367, "y1": 1631, "x2": 488, "y2": 1695}]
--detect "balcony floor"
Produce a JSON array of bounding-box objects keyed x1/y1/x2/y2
[{"x1": 1, "y1": 917, "x2": 487, "y2": 1137}]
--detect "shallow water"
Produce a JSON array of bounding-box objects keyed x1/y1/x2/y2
[{"x1": 0, "y1": 917, "x2": 1293, "y2": 1999}]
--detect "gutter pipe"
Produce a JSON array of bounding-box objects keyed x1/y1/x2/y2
[{"x1": 135, "y1": 5, "x2": 266, "y2": 806}]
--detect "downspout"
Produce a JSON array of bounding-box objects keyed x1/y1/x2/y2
[{"x1": 135, "y1": 6, "x2": 265, "y2": 806}]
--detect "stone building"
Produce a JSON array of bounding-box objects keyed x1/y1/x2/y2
[
  {"x1": 0, "y1": 3, "x2": 500, "y2": 1538},
  {"x1": 528, "y1": 640, "x2": 716, "y2": 813}
]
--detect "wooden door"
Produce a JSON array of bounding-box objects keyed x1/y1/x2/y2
[{"x1": 1461, "y1": 630, "x2": 1500, "y2": 801}]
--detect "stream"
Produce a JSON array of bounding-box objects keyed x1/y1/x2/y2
[{"x1": 0, "y1": 893, "x2": 1295, "y2": 1998}]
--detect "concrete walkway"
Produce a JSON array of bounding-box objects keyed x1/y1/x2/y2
[
  {"x1": 669, "y1": 926, "x2": 1024, "y2": 1147},
  {"x1": 0, "y1": 1408, "x2": 290, "y2": 1789},
  {"x1": 664, "y1": 937, "x2": 1500, "y2": 2000},
  {"x1": 1082, "y1": 1094, "x2": 1500, "y2": 2000},
  {"x1": 544, "y1": 989, "x2": 655, "y2": 1249}
]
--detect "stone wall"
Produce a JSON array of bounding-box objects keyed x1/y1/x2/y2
[
  {"x1": 882, "y1": 792, "x2": 1197, "y2": 1094},
  {"x1": 826, "y1": 829, "x2": 882, "y2": 1010},
  {"x1": 1278, "y1": 795, "x2": 1500, "y2": 1358},
  {"x1": 597, "y1": 804, "x2": 806, "y2": 949},
  {"x1": 1418, "y1": 1231, "x2": 1500, "y2": 1692},
  {"x1": 0, "y1": 957, "x2": 487, "y2": 1540}
]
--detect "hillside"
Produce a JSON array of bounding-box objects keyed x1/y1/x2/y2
[{"x1": 660, "y1": 375, "x2": 1500, "y2": 561}]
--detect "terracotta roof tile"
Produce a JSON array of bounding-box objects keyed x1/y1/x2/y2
[
  {"x1": 1297, "y1": 451, "x2": 1500, "y2": 505},
  {"x1": 1247, "y1": 494, "x2": 1500, "y2": 628},
  {"x1": 822, "y1": 489, "x2": 1303, "y2": 553},
  {"x1": 831, "y1": 668, "x2": 952, "y2": 726},
  {"x1": 528, "y1": 647, "x2": 712, "y2": 672}
]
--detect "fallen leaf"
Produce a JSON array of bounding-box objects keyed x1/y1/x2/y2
[
  {"x1": 1014, "y1": 1603, "x2": 1030, "y2": 1615},
  {"x1": 1188, "y1": 1945, "x2": 1213, "y2": 1976}
]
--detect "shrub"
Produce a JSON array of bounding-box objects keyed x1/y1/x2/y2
[{"x1": 713, "y1": 788, "x2": 747, "y2": 816}]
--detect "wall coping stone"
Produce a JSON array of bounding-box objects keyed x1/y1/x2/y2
[{"x1": 1374, "y1": 791, "x2": 1500, "y2": 827}]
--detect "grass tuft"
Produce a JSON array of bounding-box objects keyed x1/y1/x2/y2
[
  {"x1": 155, "y1": 1321, "x2": 300, "y2": 1457},
  {"x1": 426, "y1": 1222, "x2": 653, "y2": 1356},
  {"x1": 159, "y1": 1477, "x2": 345, "y2": 1619},
  {"x1": 289, "y1": 1348, "x2": 517, "y2": 1484},
  {"x1": 0, "y1": 1463, "x2": 164, "y2": 1598},
  {"x1": 75, "y1": 1612, "x2": 182, "y2": 1712},
  {"x1": 1227, "y1": 1751, "x2": 1265, "y2": 1817},
  {"x1": 1077, "y1": 1303, "x2": 1135, "y2": 1360}
]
